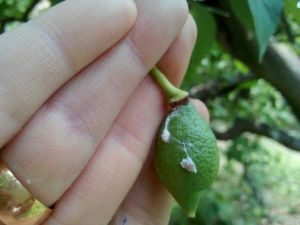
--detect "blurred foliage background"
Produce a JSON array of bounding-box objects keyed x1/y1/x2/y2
[{"x1": 1, "y1": 0, "x2": 300, "y2": 224}]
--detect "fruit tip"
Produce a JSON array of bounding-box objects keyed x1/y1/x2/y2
[{"x1": 180, "y1": 198, "x2": 199, "y2": 219}]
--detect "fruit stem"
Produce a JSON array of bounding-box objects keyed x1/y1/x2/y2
[{"x1": 150, "y1": 67, "x2": 189, "y2": 103}]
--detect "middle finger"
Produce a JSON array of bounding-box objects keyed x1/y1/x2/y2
[
  {"x1": 45, "y1": 15, "x2": 197, "y2": 225},
  {"x1": 1, "y1": 0, "x2": 188, "y2": 207}
]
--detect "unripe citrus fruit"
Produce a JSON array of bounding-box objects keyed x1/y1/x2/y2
[{"x1": 154, "y1": 100, "x2": 219, "y2": 217}]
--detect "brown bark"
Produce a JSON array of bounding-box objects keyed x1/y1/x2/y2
[{"x1": 214, "y1": 118, "x2": 300, "y2": 151}]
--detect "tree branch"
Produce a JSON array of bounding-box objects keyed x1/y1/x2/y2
[
  {"x1": 214, "y1": 118, "x2": 300, "y2": 151},
  {"x1": 190, "y1": 73, "x2": 255, "y2": 101},
  {"x1": 282, "y1": 12, "x2": 295, "y2": 44}
]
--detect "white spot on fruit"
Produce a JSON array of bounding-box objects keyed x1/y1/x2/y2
[
  {"x1": 161, "y1": 129, "x2": 170, "y2": 142},
  {"x1": 161, "y1": 112, "x2": 176, "y2": 143},
  {"x1": 180, "y1": 157, "x2": 197, "y2": 173},
  {"x1": 180, "y1": 142, "x2": 197, "y2": 173},
  {"x1": 160, "y1": 110, "x2": 198, "y2": 174}
]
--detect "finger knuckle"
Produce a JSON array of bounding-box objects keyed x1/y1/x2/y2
[
  {"x1": 168, "y1": 0, "x2": 189, "y2": 27},
  {"x1": 113, "y1": 0, "x2": 137, "y2": 27},
  {"x1": 187, "y1": 14, "x2": 198, "y2": 47}
]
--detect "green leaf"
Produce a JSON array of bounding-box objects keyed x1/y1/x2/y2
[
  {"x1": 247, "y1": 0, "x2": 283, "y2": 61},
  {"x1": 229, "y1": 0, "x2": 254, "y2": 30},
  {"x1": 50, "y1": 0, "x2": 64, "y2": 6},
  {"x1": 284, "y1": 0, "x2": 300, "y2": 24},
  {"x1": 181, "y1": 5, "x2": 216, "y2": 90}
]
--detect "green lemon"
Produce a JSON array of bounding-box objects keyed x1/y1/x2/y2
[{"x1": 154, "y1": 101, "x2": 219, "y2": 217}]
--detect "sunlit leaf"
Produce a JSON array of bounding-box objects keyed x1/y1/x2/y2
[
  {"x1": 182, "y1": 4, "x2": 217, "y2": 90},
  {"x1": 229, "y1": 0, "x2": 254, "y2": 30},
  {"x1": 284, "y1": 0, "x2": 300, "y2": 24},
  {"x1": 247, "y1": 0, "x2": 283, "y2": 61}
]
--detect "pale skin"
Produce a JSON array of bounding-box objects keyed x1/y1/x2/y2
[{"x1": 0, "y1": 0, "x2": 210, "y2": 224}]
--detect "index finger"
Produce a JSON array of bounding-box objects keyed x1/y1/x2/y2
[{"x1": 0, "y1": 0, "x2": 137, "y2": 148}]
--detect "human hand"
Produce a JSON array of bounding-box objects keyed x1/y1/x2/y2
[{"x1": 0, "y1": 0, "x2": 209, "y2": 224}]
